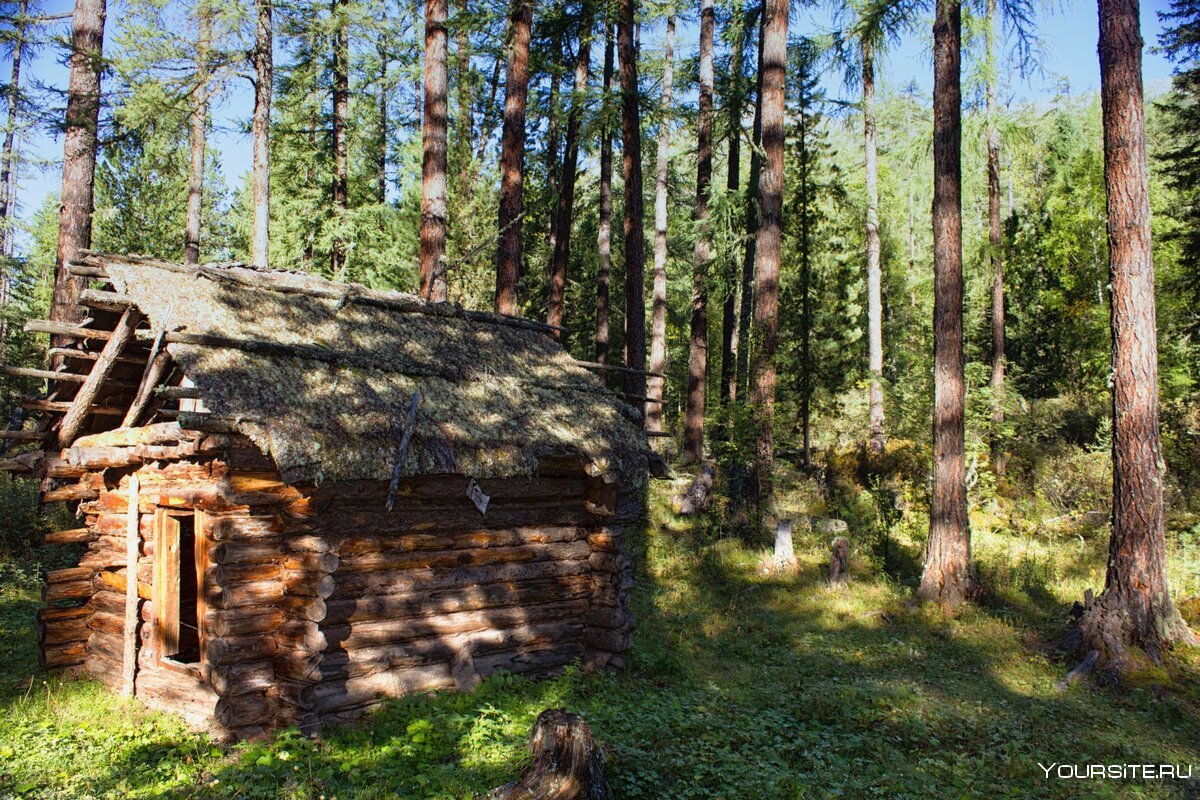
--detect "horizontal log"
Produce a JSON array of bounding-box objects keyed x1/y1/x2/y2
[
  {"x1": 0, "y1": 429, "x2": 51, "y2": 442},
  {"x1": 214, "y1": 691, "x2": 272, "y2": 729},
  {"x1": 323, "y1": 574, "x2": 594, "y2": 625},
  {"x1": 44, "y1": 527, "x2": 96, "y2": 545},
  {"x1": 87, "y1": 609, "x2": 125, "y2": 638},
  {"x1": 283, "y1": 571, "x2": 335, "y2": 599},
  {"x1": 209, "y1": 660, "x2": 276, "y2": 698},
  {"x1": 78, "y1": 288, "x2": 133, "y2": 312},
  {"x1": 279, "y1": 594, "x2": 326, "y2": 622},
  {"x1": 323, "y1": 600, "x2": 588, "y2": 652},
  {"x1": 204, "y1": 608, "x2": 284, "y2": 638},
  {"x1": 207, "y1": 515, "x2": 283, "y2": 543},
  {"x1": 43, "y1": 483, "x2": 99, "y2": 503},
  {"x1": 49, "y1": 347, "x2": 147, "y2": 366},
  {"x1": 43, "y1": 581, "x2": 92, "y2": 604},
  {"x1": 278, "y1": 619, "x2": 327, "y2": 653},
  {"x1": 155, "y1": 385, "x2": 204, "y2": 400},
  {"x1": 207, "y1": 580, "x2": 286, "y2": 609},
  {"x1": 24, "y1": 398, "x2": 117, "y2": 417},
  {"x1": 273, "y1": 651, "x2": 323, "y2": 683},
  {"x1": 334, "y1": 539, "x2": 590, "y2": 575},
  {"x1": 329, "y1": 558, "x2": 592, "y2": 601},
  {"x1": 89, "y1": 589, "x2": 127, "y2": 616},
  {"x1": 333, "y1": 526, "x2": 585, "y2": 558},
  {"x1": 282, "y1": 551, "x2": 339, "y2": 573},
  {"x1": 95, "y1": 569, "x2": 152, "y2": 601},
  {"x1": 473, "y1": 643, "x2": 584, "y2": 678},
  {"x1": 583, "y1": 606, "x2": 632, "y2": 630},
  {"x1": 74, "y1": 422, "x2": 186, "y2": 448},
  {"x1": 37, "y1": 614, "x2": 90, "y2": 646},
  {"x1": 41, "y1": 640, "x2": 86, "y2": 670},
  {"x1": 135, "y1": 667, "x2": 219, "y2": 729},
  {"x1": 308, "y1": 663, "x2": 455, "y2": 713},
  {"x1": 23, "y1": 319, "x2": 114, "y2": 341},
  {"x1": 205, "y1": 562, "x2": 281, "y2": 585},
  {"x1": 84, "y1": 654, "x2": 123, "y2": 689},
  {"x1": 209, "y1": 541, "x2": 279, "y2": 565},
  {"x1": 65, "y1": 261, "x2": 110, "y2": 279},
  {"x1": 206, "y1": 634, "x2": 278, "y2": 666},
  {"x1": 582, "y1": 627, "x2": 632, "y2": 653},
  {"x1": 572, "y1": 359, "x2": 666, "y2": 379}
]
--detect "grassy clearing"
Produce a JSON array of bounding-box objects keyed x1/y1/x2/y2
[{"x1": 2, "y1": 476, "x2": 1199, "y2": 799}]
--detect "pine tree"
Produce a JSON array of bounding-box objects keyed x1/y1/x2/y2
[
  {"x1": 495, "y1": 0, "x2": 531, "y2": 314},
  {"x1": 618, "y1": 0, "x2": 646, "y2": 399},
  {"x1": 647, "y1": 12, "x2": 674, "y2": 433},
  {"x1": 420, "y1": 0, "x2": 449, "y2": 300}
]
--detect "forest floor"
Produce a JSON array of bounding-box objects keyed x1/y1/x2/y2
[{"x1": 2, "y1": 474, "x2": 1199, "y2": 799}]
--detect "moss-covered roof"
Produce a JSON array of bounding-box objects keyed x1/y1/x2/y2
[{"x1": 94, "y1": 254, "x2": 648, "y2": 485}]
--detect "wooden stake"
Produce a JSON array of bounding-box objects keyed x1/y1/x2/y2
[
  {"x1": 58, "y1": 308, "x2": 144, "y2": 448},
  {"x1": 122, "y1": 328, "x2": 171, "y2": 427},
  {"x1": 385, "y1": 391, "x2": 422, "y2": 512},
  {"x1": 122, "y1": 473, "x2": 140, "y2": 697}
]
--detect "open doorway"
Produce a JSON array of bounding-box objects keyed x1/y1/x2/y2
[{"x1": 153, "y1": 509, "x2": 205, "y2": 667}]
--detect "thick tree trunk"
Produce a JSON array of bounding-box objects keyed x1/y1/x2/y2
[
  {"x1": 683, "y1": 0, "x2": 715, "y2": 462},
  {"x1": 646, "y1": 14, "x2": 675, "y2": 433},
  {"x1": 1074, "y1": 0, "x2": 1196, "y2": 669},
  {"x1": 735, "y1": 8, "x2": 764, "y2": 402},
  {"x1": 251, "y1": 0, "x2": 272, "y2": 269},
  {"x1": 547, "y1": 7, "x2": 595, "y2": 334},
  {"x1": 751, "y1": 0, "x2": 786, "y2": 511},
  {"x1": 545, "y1": 44, "x2": 562, "y2": 255},
  {"x1": 919, "y1": 0, "x2": 977, "y2": 606},
  {"x1": 595, "y1": 23, "x2": 615, "y2": 386},
  {"x1": 798, "y1": 77, "x2": 812, "y2": 469},
  {"x1": 183, "y1": 7, "x2": 210, "y2": 266},
  {"x1": 986, "y1": 0, "x2": 1005, "y2": 477},
  {"x1": 719, "y1": 8, "x2": 746, "y2": 409},
  {"x1": 495, "y1": 0, "x2": 532, "y2": 315},
  {"x1": 53, "y1": 0, "x2": 107, "y2": 335},
  {"x1": 330, "y1": 0, "x2": 349, "y2": 279},
  {"x1": 420, "y1": 0, "x2": 449, "y2": 302},
  {"x1": 618, "y1": 0, "x2": 647, "y2": 400},
  {"x1": 863, "y1": 40, "x2": 885, "y2": 455}
]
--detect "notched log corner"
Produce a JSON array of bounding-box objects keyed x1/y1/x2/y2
[{"x1": 484, "y1": 709, "x2": 613, "y2": 800}]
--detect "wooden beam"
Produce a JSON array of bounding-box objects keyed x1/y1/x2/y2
[
  {"x1": 1, "y1": 365, "x2": 88, "y2": 383},
  {"x1": 0, "y1": 430, "x2": 51, "y2": 442},
  {"x1": 176, "y1": 411, "x2": 241, "y2": 434},
  {"x1": 74, "y1": 422, "x2": 185, "y2": 448},
  {"x1": 65, "y1": 262, "x2": 110, "y2": 279},
  {"x1": 49, "y1": 348, "x2": 147, "y2": 366},
  {"x1": 645, "y1": 431, "x2": 672, "y2": 438},
  {"x1": 24, "y1": 319, "x2": 114, "y2": 342},
  {"x1": 44, "y1": 527, "x2": 95, "y2": 545},
  {"x1": 78, "y1": 289, "x2": 133, "y2": 312},
  {"x1": 43, "y1": 484, "x2": 99, "y2": 502},
  {"x1": 58, "y1": 308, "x2": 145, "y2": 448},
  {"x1": 23, "y1": 399, "x2": 123, "y2": 416},
  {"x1": 122, "y1": 473, "x2": 140, "y2": 697},
  {"x1": 155, "y1": 385, "x2": 203, "y2": 400},
  {"x1": 122, "y1": 330, "x2": 171, "y2": 428}
]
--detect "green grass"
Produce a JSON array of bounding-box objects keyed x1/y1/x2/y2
[{"x1": 2, "y1": 477, "x2": 1199, "y2": 799}]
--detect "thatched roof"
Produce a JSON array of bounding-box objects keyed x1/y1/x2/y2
[{"x1": 90, "y1": 254, "x2": 648, "y2": 485}]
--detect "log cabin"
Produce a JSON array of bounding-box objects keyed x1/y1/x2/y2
[{"x1": 5, "y1": 252, "x2": 653, "y2": 740}]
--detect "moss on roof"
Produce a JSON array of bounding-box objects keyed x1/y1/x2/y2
[{"x1": 97, "y1": 254, "x2": 649, "y2": 485}]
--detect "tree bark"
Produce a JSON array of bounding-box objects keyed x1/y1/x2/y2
[
  {"x1": 919, "y1": 0, "x2": 977, "y2": 606},
  {"x1": 1073, "y1": 0, "x2": 1196, "y2": 669},
  {"x1": 330, "y1": 0, "x2": 349, "y2": 279},
  {"x1": 618, "y1": 0, "x2": 647, "y2": 400},
  {"x1": 495, "y1": 0, "x2": 532, "y2": 315},
  {"x1": 797, "y1": 66, "x2": 812, "y2": 469},
  {"x1": 485, "y1": 709, "x2": 613, "y2": 800},
  {"x1": 377, "y1": 28, "x2": 389, "y2": 204},
  {"x1": 863, "y1": 38, "x2": 885, "y2": 455},
  {"x1": 595, "y1": 22, "x2": 615, "y2": 386},
  {"x1": 735, "y1": 7, "x2": 764, "y2": 402},
  {"x1": 0, "y1": 0, "x2": 26, "y2": 342},
  {"x1": 547, "y1": 8, "x2": 596, "y2": 335},
  {"x1": 53, "y1": 0, "x2": 107, "y2": 336},
  {"x1": 986, "y1": 0, "x2": 1005, "y2": 477},
  {"x1": 683, "y1": 0, "x2": 715, "y2": 461},
  {"x1": 251, "y1": 0, "x2": 272, "y2": 269},
  {"x1": 751, "y1": 0, "x2": 786, "y2": 510},
  {"x1": 420, "y1": 0, "x2": 449, "y2": 302},
  {"x1": 183, "y1": 6, "x2": 210, "y2": 266},
  {"x1": 647, "y1": 14, "x2": 675, "y2": 433},
  {"x1": 719, "y1": 7, "x2": 746, "y2": 408}
]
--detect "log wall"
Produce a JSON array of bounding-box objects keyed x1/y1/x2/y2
[{"x1": 40, "y1": 432, "x2": 640, "y2": 739}]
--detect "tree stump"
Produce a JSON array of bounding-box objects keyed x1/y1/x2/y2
[
  {"x1": 766, "y1": 519, "x2": 797, "y2": 572},
  {"x1": 827, "y1": 536, "x2": 850, "y2": 588},
  {"x1": 673, "y1": 465, "x2": 716, "y2": 516},
  {"x1": 485, "y1": 709, "x2": 613, "y2": 800}
]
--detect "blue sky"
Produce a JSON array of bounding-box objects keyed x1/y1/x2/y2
[{"x1": 7, "y1": 0, "x2": 1181, "y2": 242}]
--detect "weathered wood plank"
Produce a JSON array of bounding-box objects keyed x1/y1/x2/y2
[{"x1": 58, "y1": 308, "x2": 144, "y2": 448}]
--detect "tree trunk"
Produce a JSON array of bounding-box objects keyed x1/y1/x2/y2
[
  {"x1": 618, "y1": 0, "x2": 647, "y2": 400},
  {"x1": 377, "y1": 30, "x2": 389, "y2": 204},
  {"x1": 863, "y1": 39, "x2": 885, "y2": 455},
  {"x1": 986, "y1": 0, "x2": 1005, "y2": 477},
  {"x1": 545, "y1": 42, "x2": 562, "y2": 255},
  {"x1": 495, "y1": 0, "x2": 532, "y2": 315},
  {"x1": 0, "y1": 0, "x2": 26, "y2": 342},
  {"x1": 735, "y1": 7, "x2": 764, "y2": 402},
  {"x1": 485, "y1": 709, "x2": 613, "y2": 800},
  {"x1": 1073, "y1": 0, "x2": 1196, "y2": 669},
  {"x1": 798, "y1": 69, "x2": 812, "y2": 469},
  {"x1": 330, "y1": 0, "x2": 349, "y2": 279},
  {"x1": 595, "y1": 22, "x2": 615, "y2": 387},
  {"x1": 919, "y1": 0, "x2": 977, "y2": 606},
  {"x1": 183, "y1": 6, "x2": 211, "y2": 266},
  {"x1": 251, "y1": 0, "x2": 272, "y2": 269},
  {"x1": 719, "y1": 7, "x2": 746, "y2": 409},
  {"x1": 751, "y1": 0, "x2": 786, "y2": 511},
  {"x1": 683, "y1": 0, "x2": 715, "y2": 462},
  {"x1": 647, "y1": 14, "x2": 675, "y2": 433},
  {"x1": 547, "y1": 6, "x2": 596, "y2": 334},
  {"x1": 52, "y1": 0, "x2": 107, "y2": 337},
  {"x1": 420, "y1": 0, "x2": 449, "y2": 302}
]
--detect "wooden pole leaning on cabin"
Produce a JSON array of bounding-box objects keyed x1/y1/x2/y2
[
  {"x1": 385, "y1": 391, "x2": 421, "y2": 512},
  {"x1": 122, "y1": 327, "x2": 170, "y2": 428},
  {"x1": 58, "y1": 307, "x2": 144, "y2": 448},
  {"x1": 122, "y1": 472, "x2": 140, "y2": 697}
]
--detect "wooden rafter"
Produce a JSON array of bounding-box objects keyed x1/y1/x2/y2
[
  {"x1": 122, "y1": 328, "x2": 171, "y2": 428},
  {"x1": 57, "y1": 307, "x2": 144, "y2": 448}
]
